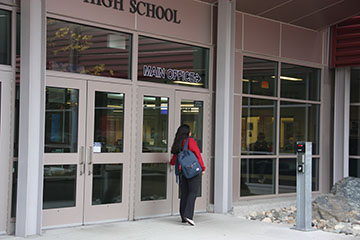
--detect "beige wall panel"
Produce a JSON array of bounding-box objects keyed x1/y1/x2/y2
[
  {"x1": 232, "y1": 157, "x2": 240, "y2": 201},
  {"x1": 243, "y1": 15, "x2": 280, "y2": 57},
  {"x1": 47, "y1": 0, "x2": 135, "y2": 30},
  {"x1": 281, "y1": 25, "x2": 323, "y2": 64},
  {"x1": 136, "y1": 0, "x2": 212, "y2": 44},
  {"x1": 234, "y1": 52, "x2": 242, "y2": 94},
  {"x1": 233, "y1": 95, "x2": 241, "y2": 156},
  {"x1": 235, "y1": 12, "x2": 242, "y2": 50}
]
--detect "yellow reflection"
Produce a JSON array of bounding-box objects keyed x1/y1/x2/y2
[{"x1": 173, "y1": 81, "x2": 204, "y2": 86}]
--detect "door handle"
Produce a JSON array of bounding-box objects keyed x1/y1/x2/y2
[
  {"x1": 88, "y1": 146, "x2": 93, "y2": 165},
  {"x1": 79, "y1": 146, "x2": 85, "y2": 176}
]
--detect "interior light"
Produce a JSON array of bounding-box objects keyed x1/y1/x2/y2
[
  {"x1": 272, "y1": 76, "x2": 303, "y2": 81},
  {"x1": 173, "y1": 81, "x2": 204, "y2": 86}
]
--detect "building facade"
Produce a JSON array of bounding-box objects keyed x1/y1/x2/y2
[{"x1": 0, "y1": 0, "x2": 359, "y2": 237}]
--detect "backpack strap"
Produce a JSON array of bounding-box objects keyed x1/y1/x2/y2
[{"x1": 183, "y1": 137, "x2": 190, "y2": 150}]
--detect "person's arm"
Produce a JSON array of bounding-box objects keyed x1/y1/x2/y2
[
  {"x1": 170, "y1": 154, "x2": 177, "y2": 165},
  {"x1": 188, "y1": 138, "x2": 206, "y2": 172}
]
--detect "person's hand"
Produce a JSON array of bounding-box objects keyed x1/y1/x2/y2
[{"x1": 202, "y1": 171, "x2": 205, "y2": 175}]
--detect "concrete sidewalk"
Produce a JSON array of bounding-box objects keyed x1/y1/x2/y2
[{"x1": 1, "y1": 213, "x2": 359, "y2": 240}]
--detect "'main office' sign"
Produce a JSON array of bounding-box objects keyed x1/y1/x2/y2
[{"x1": 83, "y1": 0, "x2": 181, "y2": 24}]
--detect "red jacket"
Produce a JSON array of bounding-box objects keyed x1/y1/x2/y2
[{"x1": 170, "y1": 137, "x2": 206, "y2": 172}]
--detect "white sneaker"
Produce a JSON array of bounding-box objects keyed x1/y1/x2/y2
[{"x1": 185, "y1": 217, "x2": 195, "y2": 226}]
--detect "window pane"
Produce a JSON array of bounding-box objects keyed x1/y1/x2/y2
[
  {"x1": 141, "y1": 163, "x2": 167, "y2": 201},
  {"x1": 43, "y1": 165, "x2": 77, "y2": 209},
  {"x1": 350, "y1": 69, "x2": 360, "y2": 103},
  {"x1": 181, "y1": 100, "x2": 203, "y2": 152},
  {"x1": 47, "y1": 18, "x2": 132, "y2": 79},
  {"x1": 241, "y1": 158, "x2": 275, "y2": 196},
  {"x1": 281, "y1": 63, "x2": 320, "y2": 101},
  {"x1": 92, "y1": 164, "x2": 123, "y2": 205},
  {"x1": 142, "y1": 96, "x2": 168, "y2": 152},
  {"x1": 138, "y1": 36, "x2": 209, "y2": 88},
  {"x1": 241, "y1": 98, "x2": 276, "y2": 155},
  {"x1": 0, "y1": 9, "x2": 11, "y2": 65},
  {"x1": 279, "y1": 158, "x2": 296, "y2": 193},
  {"x1": 94, "y1": 92, "x2": 124, "y2": 153},
  {"x1": 45, "y1": 87, "x2": 79, "y2": 153},
  {"x1": 350, "y1": 106, "x2": 360, "y2": 156},
  {"x1": 312, "y1": 158, "x2": 319, "y2": 191},
  {"x1": 280, "y1": 101, "x2": 320, "y2": 155},
  {"x1": 243, "y1": 56, "x2": 278, "y2": 96},
  {"x1": 349, "y1": 158, "x2": 360, "y2": 178}
]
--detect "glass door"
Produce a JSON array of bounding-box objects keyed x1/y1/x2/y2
[
  {"x1": 172, "y1": 91, "x2": 210, "y2": 214},
  {"x1": 43, "y1": 77, "x2": 131, "y2": 227},
  {"x1": 134, "y1": 87, "x2": 175, "y2": 218},
  {"x1": 43, "y1": 76, "x2": 87, "y2": 227},
  {"x1": 83, "y1": 81, "x2": 131, "y2": 223}
]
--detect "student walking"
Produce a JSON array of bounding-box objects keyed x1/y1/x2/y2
[{"x1": 170, "y1": 124, "x2": 205, "y2": 226}]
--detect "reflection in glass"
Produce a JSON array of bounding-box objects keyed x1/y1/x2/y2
[
  {"x1": 47, "y1": 18, "x2": 132, "y2": 79},
  {"x1": 312, "y1": 158, "x2": 319, "y2": 191},
  {"x1": 45, "y1": 87, "x2": 79, "y2": 153},
  {"x1": 138, "y1": 36, "x2": 209, "y2": 88},
  {"x1": 350, "y1": 106, "x2": 360, "y2": 156},
  {"x1": 11, "y1": 162, "x2": 18, "y2": 218},
  {"x1": 349, "y1": 158, "x2": 360, "y2": 178},
  {"x1": 350, "y1": 70, "x2": 360, "y2": 103},
  {"x1": 280, "y1": 63, "x2": 321, "y2": 101},
  {"x1": 243, "y1": 56, "x2": 278, "y2": 96},
  {"x1": 280, "y1": 102, "x2": 320, "y2": 155},
  {"x1": 241, "y1": 158, "x2": 275, "y2": 196},
  {"x1": 14, "y1": 86, "x2": 20, "y2": 157},
  {"x1": 92, "y1": 164, "x2": 123, "y2": 205},
  {"x1": 279, "y1": 158, "x2": 319, "y2": 193},
  {"x1": 142, "y1": 96, "x2": 168, "y2": 152},
  {"x1": 43, "y1": 165, "x2": 77, "y2": 209},
  {"x1": 0, "y1": 9, "x2": 11, "y2": 65},
  {"x1": 181, "y1": 100, "x2": 203, "y2": 152},
  {"x1": 279, "y1": 158, "x2": 296, "y2": 193},
  {"x1": 241, "y1": 98, "x2": 276, "y2": 155},
  {"x1": 94, "y1": 92, "x2": 124, "y2": 153},
  {"x1": 141, "y1": 163, "x2": 167, "y2": 201}
]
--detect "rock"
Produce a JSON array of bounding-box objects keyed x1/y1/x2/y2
[
  {"x1": 340, "y1": 226, "x2": 353, "y2": 235},
  {"x1": 262, "y1": 217, "x2": 272, "y2": 223}
]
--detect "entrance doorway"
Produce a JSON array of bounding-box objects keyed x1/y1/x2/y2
[
  {"x1": 134, "y1": 87, "x2": 210, "y2": 219},
  {"x1": 42, "y1": 76, "x2": 131, "y2": 227}
]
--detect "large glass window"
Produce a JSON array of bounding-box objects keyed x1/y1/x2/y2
[
  {"x1": 138, "y1": 36, "x2": 209, "y2": 88},
  {"x1": 142, "y1": 96, "x2": 168, "y2": 153},
  {"x1": 242, "y1": 98, "x2": 276, "y2": 155},
  {"x1": 280, "y1": 63, "x2": 321, "y2": 101},
  {"x1": 240, "y1": 56, "x2": 321, "y2": 197},
  {"x1": 45, "y1": 87, "x2": 79, "y2": 153},
  {"x1": 47, "y1": 18, "x2": 132, "y2": 79},
  {"x1": 243, "y1": 56, "x2": 278, "y2": 96},
  {"x1": 350, "y1": 69, "x2": 360, "y2": 178},
  {"x1": 0, "y1": 9, "x2": 11, "y2": 65}
]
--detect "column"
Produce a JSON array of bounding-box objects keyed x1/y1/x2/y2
[
  {"x1": 333, "y1": 67, "x2": 350, "y2": 184},
  {"x1": 16, "y1": 0, "x2": 46, "y2": 236},
  {"x1": 214, "y1": 0, "x2": 235, "y2": 213}
]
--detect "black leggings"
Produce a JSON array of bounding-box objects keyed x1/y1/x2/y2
[{"x1": 180, "y1": 174, "x2": 200, "y2": 220}]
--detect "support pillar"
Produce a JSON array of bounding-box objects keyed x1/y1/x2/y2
[
  {"x1": 16, "y1": 0, "x2": 46, "y2": 236},
  {"x1": 333, "y1": 67, "x2": 350, "y2": 184},
  {"x1": 214, "y1": 0, "x2": 235, "y2": 214}
]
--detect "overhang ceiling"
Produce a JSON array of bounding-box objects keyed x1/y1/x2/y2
[{"x1": 201, "y1": 0, "x2": 360, "y2": 30}]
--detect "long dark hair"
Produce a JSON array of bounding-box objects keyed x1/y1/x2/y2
[{"x1": 171, "y1": 124, "x2": 190, "y2": 154}]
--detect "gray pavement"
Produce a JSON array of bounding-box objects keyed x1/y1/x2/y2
[{"x1": 1, "y1": 213, "x2": 359, "y2": 240}]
